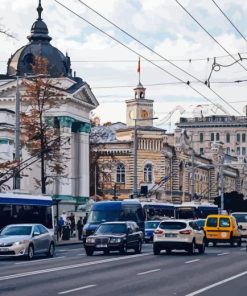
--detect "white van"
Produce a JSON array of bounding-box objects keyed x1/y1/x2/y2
[{"x1": 231, "y1": 212, "x2": 247, "y2": 238}]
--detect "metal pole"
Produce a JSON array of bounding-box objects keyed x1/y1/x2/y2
[
  {"x1": 14, "y1": 76, "x2": 21, "y2": 190},
  {"x1": 133, "y1": 119, "x2": 138, "y2": 198},
  {"x1": 220, "y1": 165, "x2": 224, "y2": 214},
  {"x1": 94, "y1": 164, "x2": 97, "y2": 201},
  {"x1": 191, "y1": 149, "x2": 195, "y2": 200}
]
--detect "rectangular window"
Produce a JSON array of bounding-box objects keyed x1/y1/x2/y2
[
  {"x1": 226, "y1": 147, "x2": 230, "y2": 155},
  {"x1": 211, "y1": 133, "x2": 214, "y2": 141},
  {"x1": 242, "y1": 134, "x2": 246, "y2": 143},
  {"x1": 219, "y1": 218, "x2": 230, "y2": 227},
  {"x1": 237, "y1": 147, "x2": 241, "y2": 155},
  {"x1": 242, "y1": 147, "x2": 246, "y2": 155},
  {"x1": 206, "y1": 217, "x2": 217, "y2": 227},
  {"x1": 237, "y1": 133, "x2": 241, "y2": 143},
  {"x1": 199, "y1": 133, "x2": 203, "y2": 142},
  {"x1": 200, "y1": 148, "x2": 204, "y2": 155},
  {"x1": 226, "y1": 133, "x2": 230, "y2": 143}
]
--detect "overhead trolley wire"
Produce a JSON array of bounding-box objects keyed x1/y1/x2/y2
[{"x1": 75, "y1": 0, "x2": 242, "y2": 116}]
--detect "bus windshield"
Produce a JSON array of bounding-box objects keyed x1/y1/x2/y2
[{"x1": 87, "y1": 210, "x2": 121, "y2": 224}]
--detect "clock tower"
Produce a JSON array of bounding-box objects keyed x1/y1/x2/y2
[{"x1": 126, "y1": 82, "x2": 154, "y2": 127}]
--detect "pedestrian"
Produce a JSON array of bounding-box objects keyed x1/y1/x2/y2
[
  {"x1": 83, "y1": 213, "x2": 88, "y2": 226},
  {"x1": 57, "y1": 216, "x2": 64, "y2": 240},
  {"x1": 61, "y1": 211, "x2": 67, "y2": 223},
  {"x1": 69, "y1": 213, "x2": 75, "y2": 237},
  {"x1": 77, "y1": 217, "x2": 83, "y2": 240}
]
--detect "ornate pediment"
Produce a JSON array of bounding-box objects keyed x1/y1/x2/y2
[{"x1": 74, "y1": 86, "x2": 98, "y2": 108}]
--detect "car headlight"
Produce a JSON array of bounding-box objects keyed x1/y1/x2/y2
[
  {"x1": 86, "y1": 237, "x2": 95, "y2": 243},
  {"x1": 13, "y1": 240, "x2": 29, "y2": 246},
  {"x1": 110, "y1": 238, "x2": 122, "y2": 243}
]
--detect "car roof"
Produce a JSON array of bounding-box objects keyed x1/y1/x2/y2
[
  {"x1": 5, "y1": 224, "x2": 38, "y2": 227},
  {"x1": 145, "y1": 220, "x2": 160, "y2": 222},
  {"x1": 159, "y1": 219, "x2": 189, "y2": 223},
  {"x1": 101, "y1": 221, "x2": 134, "y2": 225}
]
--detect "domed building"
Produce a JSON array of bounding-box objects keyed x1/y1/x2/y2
[{"x1": 0, "y1": 1, "x2": 99, "y2": 211}]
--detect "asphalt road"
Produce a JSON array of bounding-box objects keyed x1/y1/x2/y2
[{"x1": 0, "y1": 243, "x2": 247, "y2": 296}]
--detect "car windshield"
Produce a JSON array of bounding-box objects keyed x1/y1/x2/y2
[
  {"x1": 159, "y1": 222, "x2": 187, "y2": 230},
  {"x1": 88, "y1": 210, "x2": 121, "y2": 224},
  {"x1": 145, "y1": 221, "x2": 160, "y2": 229},
  {"x1": 95, "y1": 224, "x2": 127, "y2": 234},
  {"x1": 195, "y1": 220, "x2": 205, "y2": 228},
  {"x1": 232, "y1": 214, "x2": 247, "y2": 223},
  {"x1": 0, "y1": 226, "x2": 32, "y2": 236}
]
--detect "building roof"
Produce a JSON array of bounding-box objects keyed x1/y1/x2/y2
[{"x1": 6, "y1": 1, "x2": 72, "y2": 78}]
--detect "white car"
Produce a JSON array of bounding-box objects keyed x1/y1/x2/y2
[
  {"x1": 231, "y1": 212, "x2": 247, "y2": 239},
  {"x1": 153, "y1": 220, "x2": 205, "y2": 255}
]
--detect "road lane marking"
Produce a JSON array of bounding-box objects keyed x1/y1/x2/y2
[
  {"x1": 185, "y1": 271, "x2": 247, "y2": 296},
  {"x1": 137, "y1": 269, "x2": 160, "y2": 275},
  {"x1": 0, "y1": 253, "x2": 151, "y2": 282},
  {"x1": 217, "y1": 252, "x2": 230, "y2": 256},
  {"x1": 15, "y1": 257, "x2": 65, "y2": 265},
  {"x1": 76, "y1": 254, "x2": 85, "y2": 256},
  {"x1": 185, "y1": 259, "x2": 200, "y2": 264},
  {"x1": 58, "y1": 284, "x2": 96, "y2": 294},
  {"x1": 240, "y1": 248, "x2": 246, "y2": 251}
]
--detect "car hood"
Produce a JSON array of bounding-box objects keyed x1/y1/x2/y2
[
  {"x1": 0, "y1": 235, "x2": 30, "y2": 244},
  {"x1": 91, "y1": 234, "x2": 126, "y2": 238}
]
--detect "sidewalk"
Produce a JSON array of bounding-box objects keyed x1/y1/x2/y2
[{"x1": 56, "y1": 236, "x2": 83, "y2": 246}]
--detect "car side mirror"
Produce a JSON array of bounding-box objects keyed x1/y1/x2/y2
[{"x1": 33, "y1": 231, "x2": 40, "y2": 237}]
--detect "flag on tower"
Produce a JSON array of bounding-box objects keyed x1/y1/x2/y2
[{"x1": 137, "y1": 56, "x2": 140, "y2": 73}]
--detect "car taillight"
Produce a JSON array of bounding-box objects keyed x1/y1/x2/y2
[
  {"x1": 154, "y1": 229, "x2": 164, "y2": 235},
  {"x1": 179, "y1": 230, "x2": 192, "y2": 235}
]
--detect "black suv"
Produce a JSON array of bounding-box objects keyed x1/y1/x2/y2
[{"x1": 84, "y1": 221, "x2": 143, "y2": 256}]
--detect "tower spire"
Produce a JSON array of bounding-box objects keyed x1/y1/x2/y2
[{"x1": 37, "y1": 0, "x2": 43, "y2": 20}]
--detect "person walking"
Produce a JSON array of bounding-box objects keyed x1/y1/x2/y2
[
  {"x1": 77, "y1": 217, "x2": 83, "y2": 240},
  {"x1": 69, "y1": 213, "x2": 75, "y2": 237},
  {"x1": 83, "y1": 213, "x2": 88, "y2": 226}
]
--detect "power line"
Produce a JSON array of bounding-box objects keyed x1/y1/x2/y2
[
  {"x1": 174, "y1": 0, "x2": 247, "y2": 74},
  {"x1": 74, "y1": 0, "x2": 242, "y2": 116},
  {"x1": 54, "y1": 0, "x2": 230, "y2": 115},
  {"x1": 211, "y1": 0, "x2": 247, "y2": 43}
]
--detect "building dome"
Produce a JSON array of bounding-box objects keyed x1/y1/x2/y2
[{"x1": 7, "y1": 1, "x2": 71, "y2": 78}]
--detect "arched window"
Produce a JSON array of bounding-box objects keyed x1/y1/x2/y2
[
  {"x1": 144, "y1": 164, "x2": 153, "y2": 183},
  {"x1": 116, "y1": 163, "x2": 125, "y2": 183}
]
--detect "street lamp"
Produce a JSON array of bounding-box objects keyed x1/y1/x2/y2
[{"x1": 133, "y1": 117, "x2": 158, "y2": 199}]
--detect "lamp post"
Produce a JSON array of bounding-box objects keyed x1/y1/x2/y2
[{"x1": 133, "y1": 117, "x2": 158, "y2": 199}]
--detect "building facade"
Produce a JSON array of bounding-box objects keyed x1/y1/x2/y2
[
  {"x1": 91, "y1": 83, "x2": 241, "y2": 203},
  {"x1": 0, "y1": 1, "x2": 98, "y2": 210}
]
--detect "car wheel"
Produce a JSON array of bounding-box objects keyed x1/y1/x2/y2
[
  {"x1": 27, "y1": 245, "x2": 34, "y2": 260},
  {"x1": 85, "y1": 248, "x2": 94, "y2": 256},
  {"x1": 135, "y1": 241, "x2": 142, "y2": 254},
  {"x1": 120, "y1": 244, "x2": 128, "y2": 255},
  {"x1": 230, "y1": 234, "x2": 235, "y2": 247},
  {"x1": 188, "y1": 240, "x2": 196, "y2": 255},
  {"x1": 46, "y1": 242, "x2": 55, "y2": 257},
  {"x1": 198, "y1": 240, "x2": 205, "y2": 254},
  {"x1": 153, "y1": 244, "x2": 160, "y2": 255}
]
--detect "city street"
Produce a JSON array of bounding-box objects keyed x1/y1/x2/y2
[{"x1": 0, "y1": 243, "x2": 246, "y2": 296}]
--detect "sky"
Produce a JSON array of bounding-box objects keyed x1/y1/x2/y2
[{"x1": 1, "y1": 0, "x2": 247, "y2": 131}]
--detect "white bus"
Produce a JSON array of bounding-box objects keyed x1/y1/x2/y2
[{"x1": 0, "y1": 193, "x2": 54, "y2": 231}]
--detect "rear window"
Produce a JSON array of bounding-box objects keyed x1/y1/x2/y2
[
  {"x1": 219, "y1": 218, "x2": 230, "y2": 227},
  {"x1": 232, "y1": 214, "x2": 247, "y2": 223},
  {"x1": 206, "y1": 217, "x2": 217, "y2": 227},
  {"x1": 159, "y1": 222, "x2": 187, "y2": 230}
]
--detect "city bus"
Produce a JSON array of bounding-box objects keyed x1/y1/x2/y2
[
  {"x1": 0, "y1": 193, "x2": 54, "y2": 231},
  {"x1": 83, "y1": 199, "x2": 145, "y2": 242},
  {"x1": 141, "y1": 202, "x2": 175, "y2": 220},
  {"x1": 175, "y1": 202, "x2": 218, "y2": 219}
]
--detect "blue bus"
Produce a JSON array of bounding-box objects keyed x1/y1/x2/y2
[
  {"x1": 83, "y1": 199, "x2": 145, "y2": 242},
  {"x1": 175, "y1": 202, "x2": 218, "y2": 219},
  {"x1": 0, "y1": 193, "x2": 54, "y2": 231}
]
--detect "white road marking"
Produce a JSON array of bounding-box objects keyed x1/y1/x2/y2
[
  {"x1": 137, "y1": 269, "x2": 160, "y2": 275},
  {"x1": 185, "y1": 271, "x2": 247, "y2": 296},
  {"x1": 58, "y1": 284, "x2": 96, "y2": 294},
  {"x1": 0, "y1": 253, "x2": 151, "y2": 282},
  {"x1": 76, "y1": 254, "x2": 85, "y2": 256},
  {"x1": 240, "y1": 248, "x2": 246, "y2": 251},
  {"x1": 15, "y1": 256, "x2": 65, "y2": 265},
  {"x1": 217, "y1": 252, "x2": 230, "y2": 256},
  {"x1": 185, "y1": 259, "x2": 200, "y2": 264}
]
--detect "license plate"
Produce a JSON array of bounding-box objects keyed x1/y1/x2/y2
[
  {"x1": 165, "y1": 234, "x2": 177, "y2": 238},
  {"x1": 0, "y1": 248, "x2": 9, "y2": 251},
  {"x1": 96, "y1": 244, "x2": 107, "y2": 248}
]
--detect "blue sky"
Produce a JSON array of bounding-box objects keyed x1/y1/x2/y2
[{"x1": 1, "y1": 0, "x2": 247, "y2": 129}]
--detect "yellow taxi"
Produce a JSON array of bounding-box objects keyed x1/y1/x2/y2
[{"x1": 204, "y1": 214, "x2": 241, "y2": 247}]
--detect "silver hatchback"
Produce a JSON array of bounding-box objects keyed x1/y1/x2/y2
[{"x1": 0, "y1": 224, "x2": 55, "y2": 259}]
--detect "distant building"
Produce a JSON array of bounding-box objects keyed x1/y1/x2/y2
[
  {"x1": 91, "y1": 82, "x2": 241, "y2": 203},
  {"x1": 0, "y1": 1, "x2": 98, "y2": 211}
]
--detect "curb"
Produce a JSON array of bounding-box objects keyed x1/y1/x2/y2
[{"x1": 56, "y1": 241, "x2": 83, "y2": 247}]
